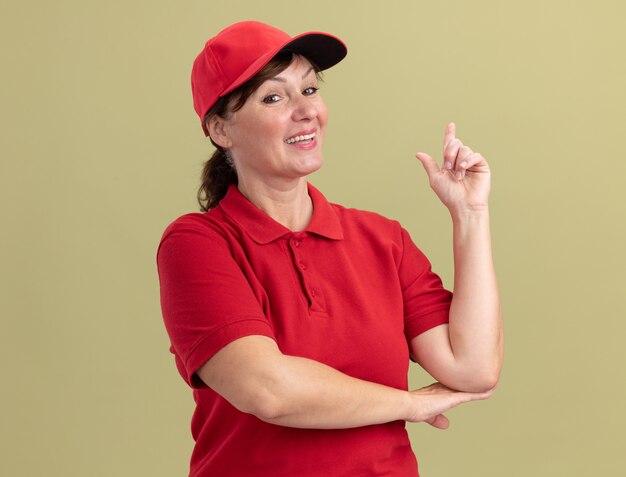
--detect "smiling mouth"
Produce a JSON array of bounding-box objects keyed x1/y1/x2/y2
[{"x1": 285, "y1": 132, "x2": 316, "y2": 144}]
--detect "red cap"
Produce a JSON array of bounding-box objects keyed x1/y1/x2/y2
[{"x1": 191, "y1": 21, "x2": 347, "y2": 135}]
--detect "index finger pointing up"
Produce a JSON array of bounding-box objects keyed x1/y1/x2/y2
[{"x1": 443, "y1": 122, "x2": 456, "y2": 149}]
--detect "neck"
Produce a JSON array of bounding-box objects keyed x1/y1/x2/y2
[{"x1": 237, "y1": 177, "x2": 313, "y2": 232}]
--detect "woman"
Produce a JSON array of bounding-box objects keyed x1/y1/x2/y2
[{"x1": 157, "y1": 20, "x2": 503, "y2": 477}]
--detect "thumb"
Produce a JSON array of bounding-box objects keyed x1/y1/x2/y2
[
  {"x1": 415, "y1": 152, "x2": 440, "y2": 178},
  {"x1": 425, "y1": 413, "x2": 450, "y2": 430}
]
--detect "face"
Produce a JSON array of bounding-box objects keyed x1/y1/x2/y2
[{"x1": 214, "y1": 55, "x2": 328, "y2": 188}]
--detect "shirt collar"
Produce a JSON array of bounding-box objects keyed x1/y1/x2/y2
[{"x1": 219, "y1": 183, "x2": 344, "y2": 245}]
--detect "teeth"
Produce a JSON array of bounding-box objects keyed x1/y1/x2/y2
[{"x1": 286, "y1": 133, "x2": 315, "y2": 144}]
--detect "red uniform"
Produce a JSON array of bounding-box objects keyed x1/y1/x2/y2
[{"x1": 157, "y1": 183, "x2": 452, "y2": 477}]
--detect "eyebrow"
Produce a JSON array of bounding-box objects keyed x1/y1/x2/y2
[{"x1": 268, "y1": 66, "x2": 316, "y2": 83}]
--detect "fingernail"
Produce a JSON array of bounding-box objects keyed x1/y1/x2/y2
[
  {"x1": 460, "y1": 161, "x2": 467, "y2": 169},
  {"x1": 455, "y1": 171, "x2": 463, "y2": 180},
  {"x1": 444, "y1": 161, "x2": 452, "y2": 170}
]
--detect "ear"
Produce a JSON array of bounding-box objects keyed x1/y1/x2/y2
[{"x1": 206, "y1": 115, "x2": 232, "y2": 148}]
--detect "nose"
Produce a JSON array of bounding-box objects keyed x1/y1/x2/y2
[{"x1": 291, "y1": 95, "x2": 318, "y2": 122}]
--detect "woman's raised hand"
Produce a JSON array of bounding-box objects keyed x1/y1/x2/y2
[
  {"x1": 407, "y1": 382, "x2": 493, "y2": 429},
  {"x1": 416, "y1": 123, "x2": 491, "y2": 215}
]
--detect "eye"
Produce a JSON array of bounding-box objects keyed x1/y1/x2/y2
[
  {"x1": 303, "y1": 86, "x2": 319, "y2": 96},
  {"x1": 262, "y1": 94, "x2": 281, "y2": 104}
]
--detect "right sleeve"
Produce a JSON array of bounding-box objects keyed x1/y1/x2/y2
[{"x1": 156, "y1": 218, "x2": 275, "y2": 388}]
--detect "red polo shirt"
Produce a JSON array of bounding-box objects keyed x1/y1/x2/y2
[{"x1": 157, "y1": 183, "x2": 452, "y2": 477}]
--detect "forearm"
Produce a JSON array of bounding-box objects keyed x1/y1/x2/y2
[
  {"x1": 255, "y1": 353, "x2": 414, "y2": 429},
  {"x1": 199, "y1": 336, "x2": 415, "y2": 429},
  {"x1": 448, "y1": 207, "x2": 503, "y2": 386}
]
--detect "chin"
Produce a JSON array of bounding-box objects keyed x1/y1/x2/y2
[{"x1": 297, "y1": 157, "x2": 323, "y2": 177}]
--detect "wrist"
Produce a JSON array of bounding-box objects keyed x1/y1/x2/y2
[
  {"x1": 449, "y1": 205, "x2": 490, "y2": 223},
  {"x1": 402, "y1": 391, "x2": 420, "y2": 422}
]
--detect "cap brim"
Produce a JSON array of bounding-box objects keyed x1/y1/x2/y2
[{"x1": 280, "y1": 32, "x2": 347, "y2": 70}]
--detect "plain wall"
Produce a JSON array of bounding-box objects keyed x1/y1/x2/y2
[{"x1": 2, "y1": 1, "x2": 625, "y2": 475}]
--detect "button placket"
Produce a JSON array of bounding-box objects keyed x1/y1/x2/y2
[
  {"x1": 289, "y1": 235, "x2": 309, "y2": 306},
  {"x1": 287, "y1": 234, "x2": 327, "y2": 313}
]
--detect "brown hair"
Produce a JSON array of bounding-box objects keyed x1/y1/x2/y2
[{"x1": 197, "y1": 53, "x2": 321, "y2": 211}]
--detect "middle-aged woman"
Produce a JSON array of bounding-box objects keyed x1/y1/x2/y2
[{"x1": 157, "y1": 20, "x2": 503, "y2": 477}]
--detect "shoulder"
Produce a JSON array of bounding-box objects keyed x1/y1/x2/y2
[
  {"x1": 160, "y1": 210, "x2": 221, "y2": 239},
  {"x1": 326, "y1": 201, "x2": 430, "y2": 266},
  {"x1": 330, "y1": 201, "x2": 404, "y2": 240},
  {"x1": 160, "y1": 210, "x2": 216, "y2": 235},
  {"x1": 156, "y1": 208, "x2": 233, "y2": 259}
]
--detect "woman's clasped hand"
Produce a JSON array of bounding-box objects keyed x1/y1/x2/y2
[{"x1": 408, "y1": 382, "x2": 494, "y2": 430}]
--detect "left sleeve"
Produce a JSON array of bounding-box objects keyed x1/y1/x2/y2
[{"x1": 398, "y1": 227, "x2": 453, "y2": 342}]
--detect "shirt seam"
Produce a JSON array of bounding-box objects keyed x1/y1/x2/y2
[
  {"x1": 182, "y1": 316, "x2": 272, "y2": 367},
  {"x1": 404, "y1": 305, "x2": 451, "y2": 325}
]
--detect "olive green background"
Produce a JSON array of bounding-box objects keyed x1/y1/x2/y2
[{"x1": 2, "y1": 1, "x2": 625, "y2": 475}]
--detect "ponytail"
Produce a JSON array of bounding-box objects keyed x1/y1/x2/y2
[{"x1": 197, "y1": 146, "x2": 237, "y2": 212}]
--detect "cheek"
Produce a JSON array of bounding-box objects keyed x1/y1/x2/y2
[
  {"x1": 317, "y1": 102, "x2": 329, "y2": 130},
  {"x1": 244, "y1": 113, "x2": 285, "y2": 139},
  {"x1": 232, "y1": 118, "x2": 274, "y2": 148}
]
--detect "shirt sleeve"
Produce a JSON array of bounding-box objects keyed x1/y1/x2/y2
[
  {"x1": 398, "y1": 227, "x2": 453, "y2": 342},
  {"x1": 156, "y1": 216, "x2": 275, "y2": 388}
]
